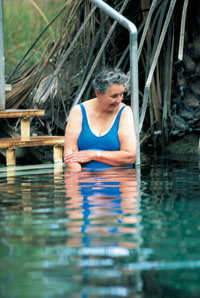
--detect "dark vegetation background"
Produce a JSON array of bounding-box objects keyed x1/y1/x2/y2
[{"x1": 3, "y1": 0, "x2": 200, "y2": 158}]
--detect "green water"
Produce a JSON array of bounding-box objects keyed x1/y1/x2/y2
[{"x1": 0, "y1": 156, "x2": 200, "y2": 298}]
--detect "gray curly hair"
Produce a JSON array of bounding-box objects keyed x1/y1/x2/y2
[{"x1": 92, "y1": 68, "x2": 130, "y2": 94}]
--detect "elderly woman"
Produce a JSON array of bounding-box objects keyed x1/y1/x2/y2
[{"x1": 64, "y1": 68, "x2": 137, "y2": 172}]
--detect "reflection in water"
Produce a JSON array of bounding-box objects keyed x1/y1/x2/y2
[
  {"x1": 0, "y1": 159, "x2": 200, "y2": 298},
  {"x1": 64, "y1": 169, "x2": 139, "y2": 248},
  {"x1": 64, "y1": 168, "x2": 143, "y2": 296},
  {"x1": 0, "y1": 165, "x2": 143, "y2": 297}
]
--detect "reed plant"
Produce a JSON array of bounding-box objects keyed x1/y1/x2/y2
[
  {"x1": 4, "y1": 0, "x2": 66, "y2": 74},
  {"x1": 4, "y1": 0, "x2": 196, "y2": 145}
]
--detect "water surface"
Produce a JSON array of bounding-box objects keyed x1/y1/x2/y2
[{"x1": 0, "y1": 155, "x2": 200, "y2": 298}]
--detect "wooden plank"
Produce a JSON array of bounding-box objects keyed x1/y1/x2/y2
[
  {"x1": 0, "y1": 136, "x2": 65, "y2": 149},
  {"x1": 0, "y1": 163, "x2": 56, "y2": 173},
  {"x1": 0, "y1": 109, "x2": 45, "y2": 118}
]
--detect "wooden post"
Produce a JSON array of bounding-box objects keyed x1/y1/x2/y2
[
  {"x1": 54, "y1": 163, "x2": 63, "y2": 180},
  {"x1": 21, "y1": 117, "x2": 30, "y2": 140},
  {"x1": 7, "y1": 166, "x2": 16, "y2": 184},
  {"x1": 53, "y1": 145, "x2": 63, "y2": 163},
  {"x1": 6, "y1": 148, "x2": 16, "y2": 166},
  {"x1": 0, "y1": 0, "x2": 5, "y2": 110}
]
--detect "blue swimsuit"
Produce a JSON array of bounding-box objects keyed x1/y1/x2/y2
[{"x1": 78, "y1": 103, "x2": 129, "y2": 169}]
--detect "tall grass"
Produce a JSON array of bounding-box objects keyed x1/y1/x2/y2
[{"x1": 4, "y1": 0, "x2": 66, "y2": 74}]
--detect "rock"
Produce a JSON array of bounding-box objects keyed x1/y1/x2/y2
[
  {"x1": 165, "y1": 133, "x2": 199, "y2": 156},
  {"x1": 183, "y1": 53, "x2": 196, "y2": 72},
  {"x1": 170, "y1": 114, "x2": 188, "y2": 131},
  {"x1": 190, "y1": 118, "x2": 200, "y2": 130},
  {"x1": 189, "y1": 76, "x2": 200, "y2": 96},
  {"x1": 193, "y1": 35, "x2": 200, "y2": 57},
  {"x1": 177, "y1": 70, "x2": 186, "y2": 87},
  {"x1": 195, "y1": 63, "x2": 200, "y2": 75},
  {"x1": 194, "y1": 109, "x2": 200, "y2": 119},
  {"x1": 183, "y1": 87, "x2": 200, "y2": 108},
  {"x1": 177, "y1": 102, "x2": 194, "y2": 120}
]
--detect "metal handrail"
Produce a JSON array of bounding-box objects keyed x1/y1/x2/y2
[{"x1": 90, "y1": 0, "x2": 140, "y2": 165}]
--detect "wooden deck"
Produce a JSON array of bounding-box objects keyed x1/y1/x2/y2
[{"x1": 0, "y1": 109, "x2": 65, "y2": 166}]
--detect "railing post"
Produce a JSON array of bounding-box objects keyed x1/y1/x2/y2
[
  {"x1": 90, "y1": 0, "x2": 140, "y2": 165},
  {"x1": 0, "y1": 0, "x2": 5, "y2": 110}
]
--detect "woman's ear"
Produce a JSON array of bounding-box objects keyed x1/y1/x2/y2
[{"x1": 95, "y1": 89, "x2": 100, "y2": 97}]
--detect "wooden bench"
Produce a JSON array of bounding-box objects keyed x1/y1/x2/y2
[{"x1": 0, "y1": 109, "x2": 65, "y2": 166}]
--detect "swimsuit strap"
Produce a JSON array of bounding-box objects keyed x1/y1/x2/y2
[
  {"x1": 79, "y1": 103, "x2": 87, "y2": 123},
  {"x1": 114, "y1": 105, "x2": 126, "y2": 127},
  {"x1": 80, "y1": 103, "x2": 91, "y2": 131},
  {"x1": 79, "y1": 103, "x2": 126, "y2": 135},
  {"x1": 79, "y1": 103, "x2": 126, "y2": 125}
]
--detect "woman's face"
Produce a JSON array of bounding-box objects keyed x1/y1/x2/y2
[{"x1": 96, "y1": 84, "x2": 125, "y2": 111}]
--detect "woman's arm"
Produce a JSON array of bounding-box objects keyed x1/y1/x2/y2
[
  {"x1": 64, "y1": 105, "x2": 82, "y2": 172},
  {"x1": 98, "y1": 105, "x2": 137, "y2": 165},
  {"x1": 64, "y1": 106, "x2": 137, "y2": 166}
]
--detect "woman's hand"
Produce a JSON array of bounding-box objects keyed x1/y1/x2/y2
[
  {"x1": 65, "y1": 162, "x2": 82, "y2": 172},
  {"x1": 64, "y1": 150, "x2": 94, "y2": 164}
]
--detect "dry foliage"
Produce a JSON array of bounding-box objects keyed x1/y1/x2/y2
[{"x1": 5, "y1": 0, "x2": 199, "y2": 146}]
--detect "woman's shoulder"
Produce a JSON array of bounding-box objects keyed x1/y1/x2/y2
[
  {"x1": 69, "y1": 99, "x2": 96, "y2": 116},
  {"x1": 119, "y1": 104, "x2": 134, "y2": 123},
  {"x1": 120, "y1": 104, "x2": 132, "y2": 114},
  {"x1": 81, "y1": 98, "x2": 96, "y2": 107},
  {"x1": 68, "y1": 104, "x2": 82, "y2": 123},
  {"x1": 70, "y1": 104, "x2": 82, "y2": 114}
]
